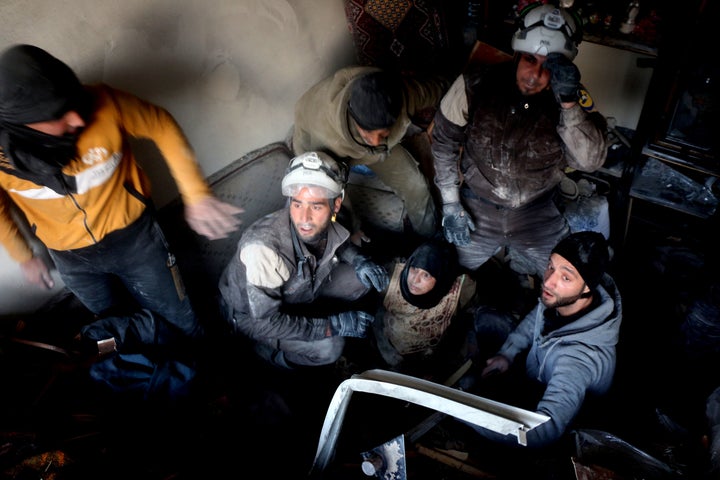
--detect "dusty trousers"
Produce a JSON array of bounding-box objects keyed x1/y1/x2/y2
[
  {"x1": 49, "y1": 209, "x2": 201, "y2": 341},
  {"x1": 455, "y1": 190, "x2": 569, "y2": 276}
]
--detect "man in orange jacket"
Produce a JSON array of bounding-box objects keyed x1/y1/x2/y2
[{"x1": 0, "y1": 44, "x2": 243, "y2": 351}]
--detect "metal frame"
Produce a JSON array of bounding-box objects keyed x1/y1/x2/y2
[{"x1": 309, "y1": 369, "x2": 550, "y2": 475}]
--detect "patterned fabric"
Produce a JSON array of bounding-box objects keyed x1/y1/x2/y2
[
  {"x1": 364, "y1": 0, "x2": 413, "y2": 32},
  {"x1": 383, "y1": 262, "x2": 464, "y2": 355},
  {"x1": 344, "y1": 0, "x2": 459, "y2": 74}
]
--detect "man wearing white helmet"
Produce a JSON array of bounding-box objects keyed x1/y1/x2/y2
[
  {"x1": 218, "y1": 151, "x2": 389, "y2": 369},
  {"x1": 432, "y1": 3, "x2": 608, "y2": 282}
]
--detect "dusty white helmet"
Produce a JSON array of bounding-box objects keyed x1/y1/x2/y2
[
  {"x1": 511, "y1": 4, "x2": 581, "y2": 60},
  {"x1": 281, "y1": 151, "x2": 346, "y2": 199}
]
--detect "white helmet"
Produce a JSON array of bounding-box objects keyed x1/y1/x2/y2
[
  {"x1": 511, "y1": 4, "x2": 581, "y2": 60},
  {"x1": 281, "y1": 151, "x2": 347, "y2": 199}
]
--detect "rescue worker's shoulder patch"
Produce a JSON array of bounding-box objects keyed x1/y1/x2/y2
[{"x1": 240, "y1": 243, "x2": 290, "y2": 288}]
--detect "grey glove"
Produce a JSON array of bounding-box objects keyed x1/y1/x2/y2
[
  {"x1": 353, "y1": 257, "x2": 389, "y2": 292},
  {"x1": 329, "y1": 311, "x2": 374, "y2": 338},
  {"x1": 441, "y1": 202, "x2": 476, "y2": 246},
  {"x1": 544, "y1": 52, "x2": 581, "y2": 103}
]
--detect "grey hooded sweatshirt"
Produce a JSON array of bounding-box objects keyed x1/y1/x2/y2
[{"x1": 470, "y1": 272, "x2": 622, "y2": 448}]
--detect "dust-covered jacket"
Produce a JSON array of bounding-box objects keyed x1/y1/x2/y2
[
  {"x1": 218, "y1": 207, "x2": 364, "y2": 343},
  {"x1": 432, "y1": 62, "x2": 608, "y2": 208}
]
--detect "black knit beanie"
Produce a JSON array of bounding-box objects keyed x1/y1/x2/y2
[
  {"x1": 0, "y1": 44, "x2": 89, "y2": 124},
  {"x1": 348, "y1": 71, "x2": 403, "y2": 131},
  {"x1": 400, "y1": 238, "x2": 459, "y2": 309},
  {"x1": 551, "y1": 231, "x2": 609, "y2": 290}
]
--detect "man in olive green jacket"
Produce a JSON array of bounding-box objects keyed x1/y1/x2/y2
[{"x1": 292, "y1": 66, "x2": 447, "y2": 241}]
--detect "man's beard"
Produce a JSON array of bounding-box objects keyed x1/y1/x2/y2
[
  {"x1": 541, "y1": 289, "x2": 585, "y2": 309},
  {"x1": 293, "y1": 221, "x2": 329, "y2": 245}
]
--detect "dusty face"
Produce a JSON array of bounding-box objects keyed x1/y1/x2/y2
[
  {"x1": 540, "y1": 253, "x2": 589, "y2": 310},
  {"x1": 25, "y1": 110, "x2": 85, "y2": 136},
  {"x1": 289, "y1": 187, "x2": 342, "y2": 243},
  {"x1": 515, "y1": 53, "x2": 552, "y2": 96},
  {"x1": 352, "y1": 119, "x2": 391, "y2": 147},
  {"x1": 406, "y1": 266, "x2": 437, "y2": 296}
]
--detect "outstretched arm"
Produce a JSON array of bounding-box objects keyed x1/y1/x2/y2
[
  {"x1": 111, "y1": 87, "x2": 245, "y2": 239},
  {"x1": 184, "y1": 196, "x2": 244, "y2": 240}
]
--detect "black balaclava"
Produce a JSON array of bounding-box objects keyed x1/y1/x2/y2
[
  {"x1": 0, "y1": 44, "x2": 91, "y2": 193},
  {"x1": 347, "y1": 71, "x2": 403, "y2": 131},
  {"x1": 400, "y1": 238, "x2": 459, "y2": 309}
]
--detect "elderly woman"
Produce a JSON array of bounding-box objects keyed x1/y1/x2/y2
[{"x1": 373, "y1": 237, "x2": 476, "y2": 372}]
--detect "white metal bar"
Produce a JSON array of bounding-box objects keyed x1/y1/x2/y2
[{"x1": 309, "y1": 369, "x2": 550, "y2": 475}]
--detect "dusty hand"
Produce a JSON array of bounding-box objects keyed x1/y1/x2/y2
[
  {"x1": 441, "y1": 202, "x2": 476, "y2": 246},
  {"x1": 544, "y1": 52, "x2": 581, "y2": 104},
  {"x1": 185, "y1": 196, "x2": 244, "y2": 240},
  {"x1": 329, "y1": 311, "x2": 374, "y2": 338},
  {"x1": 20, "y1": 257, "x2": 54, "y2": 289},
  {"x1": 481, "y1": 355, "x2": 510, "y2": 378},
  {"x1": 350, "y1": 229, "x2": 371, "y2": 247},
  {"x1": 353, "y1": 256, "x2": 389, "y2": 292}
]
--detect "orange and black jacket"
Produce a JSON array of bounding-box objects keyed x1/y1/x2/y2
[{"x1": 0, "y1": 84, "x2": 212, "y2": 263}]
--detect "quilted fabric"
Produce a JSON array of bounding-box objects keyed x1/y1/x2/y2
[{"x1": 344, "y1": 0, "x2": 460, "y2": 74}]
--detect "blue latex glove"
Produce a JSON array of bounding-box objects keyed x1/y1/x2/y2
[
  {"x1": 544, "y1": 52, "x2": 581, "y2": 103},
  {"x1": 353, "y1": 257, "x2": 389, "y2": 292},
  {"x1": 441, "y1": 202, "x2": 476, "y2": 246},
  {"x1": 329, "y1": 311, "x2": 374, "y2": 338}
]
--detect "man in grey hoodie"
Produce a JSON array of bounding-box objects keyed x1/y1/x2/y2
[{"x1": 463, "y1": 231, "x2": 622, "y2": 448}]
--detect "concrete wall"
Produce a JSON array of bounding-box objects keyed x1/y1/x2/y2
[
  {"x1": 0, "y1": 0, "x2": 355, "y2": 315},
  {"x1": 0, "y1": 0, "x2": 653, "y2": 315},
  {"x1": 574, "y1": 41, "x2": 655, "y2": 130}
]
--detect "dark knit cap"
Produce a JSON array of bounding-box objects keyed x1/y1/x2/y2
[
  {"x1": 400, "y1": 238, "x2": 459, "y2": 309},
  {"x1": 348, "y1": 71, "x2": 403, "y2": 131},
  {"x1": 552, "y1": 231, "x2": 609, "y2": 290},
  {"x1": 0, "y1": 44, "x2": 88, "y2": 124}
]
